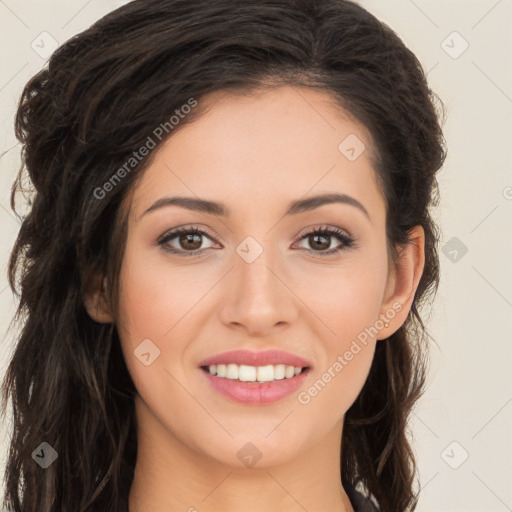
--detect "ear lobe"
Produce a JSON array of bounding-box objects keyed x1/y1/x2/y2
[
  {"x1": 83, "y1": 274, "x2": 114, "y2": 323},
  {"x1": 376, "y1": 225, "x2": 425, "y2": 339}
]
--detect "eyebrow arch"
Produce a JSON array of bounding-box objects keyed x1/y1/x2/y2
[{"x1": 140, "y1": 192, "x2": 370, "y2": 221}]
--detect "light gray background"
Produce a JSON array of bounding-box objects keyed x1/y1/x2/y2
[{"x1": 1, "y1": 1, "x2": 511, "y2": 511}]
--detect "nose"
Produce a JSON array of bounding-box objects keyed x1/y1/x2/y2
[{"x1": 218, "y1": 242, "x2": 299, "y2": 337}]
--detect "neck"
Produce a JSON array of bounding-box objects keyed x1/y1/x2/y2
[{"x1": 128, "y1": 395, "x2": 354, "y2": 512}]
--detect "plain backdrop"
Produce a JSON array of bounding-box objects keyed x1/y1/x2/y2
[{"x1": 1, "y1": 1, "x2": 511, "y2": 511}]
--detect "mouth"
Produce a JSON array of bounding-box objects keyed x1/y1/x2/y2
[{"x1": 197, "y1": 349, "x2": 313, "y2": 405}]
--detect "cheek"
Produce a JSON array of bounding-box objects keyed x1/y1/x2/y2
[
  {"x1": 301, "y1": 343, "x2": 377, "y2": 428},
  {"x1": 114, "y1": 246, "x2": 210, "y2": 402},
  {"x1": 116, "y1": 243, "x2": 202, "y2": 342},
  {"x1": 114, "y1": 259, "x2": 189, "y2": 429},
  {"x1": 293, "y1": 255, "x2": 385, "y2": 412},
  {"x1": 299, "y1": 257, "x2": 387, "y2": 342},
  {"x1": 298, "y1": 321, "x2": 377, "y2": 421}
]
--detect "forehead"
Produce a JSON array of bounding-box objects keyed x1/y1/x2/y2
[{"x1": 129, "y1": 85, "x2": 385, "y2": 226}]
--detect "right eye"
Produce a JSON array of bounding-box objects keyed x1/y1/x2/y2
[{"x1": 158, "y1": 226, "x2": 219, "y2": 256}]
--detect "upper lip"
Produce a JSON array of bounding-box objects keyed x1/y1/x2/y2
[{"x1": 198, "y1": 350, "x2": 312, "y2": 369}]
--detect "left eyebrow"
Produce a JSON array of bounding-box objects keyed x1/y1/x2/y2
[
  {"x1": 285, "y1": 193, "x2": 370, "y2": 221},
  {"x1": 139, "y1": 192, "x2": 371, "y2": 222}
]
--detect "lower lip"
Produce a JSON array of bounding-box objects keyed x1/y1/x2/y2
[{"x1": 200, "y1": 367, "x2": 311, "y2": 405}]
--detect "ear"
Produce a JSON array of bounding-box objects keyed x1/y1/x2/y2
[
  {"x1": 376, "y1": 225, "x2": 425, "y2": 340},
  {"x1": 83, "y1": 272, "x2": 114, "y2": 323}
]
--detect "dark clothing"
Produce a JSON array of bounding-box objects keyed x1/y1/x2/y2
[{"x1": 347, "y1": 485, "x2": 380, "y2": 512}]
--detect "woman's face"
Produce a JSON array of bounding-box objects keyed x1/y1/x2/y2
[{"x1": 110, "y1": 85, "x2": 411, "y2": 469}]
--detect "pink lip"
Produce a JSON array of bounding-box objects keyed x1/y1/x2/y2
[
  {"x1": 198, "y1": 350, "x2": 312, "y2": 406},
  {"x1": 198, "y1": 350, "x2": 312, "y2": 369},
  {"x1": 200, "y1": 367, "x2": 311, "y2": 405}
]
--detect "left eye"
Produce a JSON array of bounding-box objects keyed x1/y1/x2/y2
[{"x1": 293, "y1": 227, "x2": 355, "y2": 254}]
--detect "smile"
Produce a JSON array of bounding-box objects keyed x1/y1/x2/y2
[
  {"x1": 202, "y1": 363, "x2": 307, "y2": 382},
  {"x1": 198, "y1": 349, "x2": 312, "y2": 405}
]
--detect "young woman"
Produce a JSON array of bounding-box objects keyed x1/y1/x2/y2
[{"x1": 1, "y1": 1, "x2": 446, "y2": 511}]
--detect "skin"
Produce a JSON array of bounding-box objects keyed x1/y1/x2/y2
[{"x1": 85, "y1": 85, "x2": 425, "y2": 512}]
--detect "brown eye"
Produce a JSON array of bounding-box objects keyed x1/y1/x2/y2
[
  {"x1": 177, "y1": 232, "x2": 203, "y2": 251},
  {"x1": 307, "y1": 233, "x2": 331, "y2": 251},
  {"x1": 158, "y1": 227, "x2": 216, "y2": 256},
  {"x1": 294, "y1": 226, "x2": 356, "y2": 255}
]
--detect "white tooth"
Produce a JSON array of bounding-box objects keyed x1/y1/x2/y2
[
  {"x1": 211, "y1": 363, "x2": 305, "y2": 381},
  {"x1": 226, "y1": 363, "x2": 239, "y2": 380},
  {"x1": 274, "y1": 364, "x2": 286, "y2": 380},
  {"x1": 238, "y1": 365, "x2": 257, "y2": 382},
  {"x1": 256, "y1": 365, "x2": 275, "y2": 382}
]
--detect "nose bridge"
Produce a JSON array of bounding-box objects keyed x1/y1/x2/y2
[{"x1": 220, "y1": 233, "x2": 298, "y2": 333}]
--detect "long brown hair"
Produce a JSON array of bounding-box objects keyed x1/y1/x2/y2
[{"x1": 1, "y1": 1, "x2": 446, "y2": 510}]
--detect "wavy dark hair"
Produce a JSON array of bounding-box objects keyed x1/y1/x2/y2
[{"x1": 1, "y1": 0, "x2": 446, "y2": 511}]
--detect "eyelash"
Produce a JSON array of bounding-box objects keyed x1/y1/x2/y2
[{"x1": 157, "y1": 224, "x2": 357, "y2": 258}]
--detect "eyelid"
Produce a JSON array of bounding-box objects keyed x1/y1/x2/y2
[
  {"x1": 295, "y1": 223, "x2": 352, "y2": 239},
  {"x1": 157, "y1": 224, "x2": 217, "y2": 243}
]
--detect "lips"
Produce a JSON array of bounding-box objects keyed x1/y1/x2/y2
[
  {"x1": 198, "y1": 349, "x2": 313, "y2": 405},
  {"x1": 198, "y1": 349, "x2": 312, "y2": 369}
]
